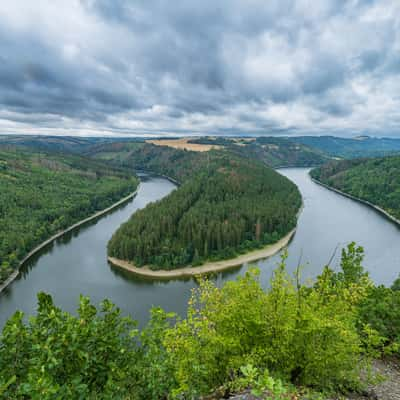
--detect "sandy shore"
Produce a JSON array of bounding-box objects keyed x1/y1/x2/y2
[
  {"x1": 0, "y1": 185, "x2": 140, "y2": 294},
  {"x1": 108, "y1": 228, "x2": 296, "y2": 279}
]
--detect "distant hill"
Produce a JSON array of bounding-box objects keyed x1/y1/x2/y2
[
  {"x1": 0, "y1": 135, "x2": 144, "y2": 154},
  {"x1": 188, "y1": 136, "x2": 330, "y2": 167},
  {"x1": 3, "y1": 134, "x2": 400, "y2": 167},
  {"x1": 290, "y1": 136, "x2": 400, "y2": 159}
]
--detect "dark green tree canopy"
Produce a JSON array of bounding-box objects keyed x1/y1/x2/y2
[{"x1": 108, "y1": 148, "x2": 301, "y2": 269}]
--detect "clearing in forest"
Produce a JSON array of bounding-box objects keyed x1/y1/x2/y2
[{"x1": 146, "y1": 137, "x2": 221, "y2": 152}]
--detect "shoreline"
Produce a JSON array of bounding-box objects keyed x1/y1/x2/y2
[
  {"x1": 136, "y1": 169, "x2": 180, "y2": 186},
  {"x1": 108, "y1": 228, "x2": 296, "y2": 279},
  {"x1": 310, "y1": 176, "x2": 400, "y2": 227},
  {"x1": 0, "y1": 184, "x2": 140, "y2": 295}
]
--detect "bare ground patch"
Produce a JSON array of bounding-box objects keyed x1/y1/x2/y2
[{"x1": 146, "y1": 138, "x2": 222, "y2": 152}]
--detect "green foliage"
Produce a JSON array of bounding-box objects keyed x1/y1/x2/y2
[
  {"x1": 236, "y1": 364, "x2": 293, "y2": 399},
  {"x1": 311, "y1": 156, "x2": 400, "y2": 219},
  {"x1": 135, "y1": 307, "x2": 177, "y2": 399},
  {"x1": 0, "y1": 293, "x2": 140, "y2": 399},
  {"x1": 339, "y1": 242, "x2": 368, "y2": 284},
  {"x1": 0, "y1": 148, "x2": 138, "y2": 284},
  {"x1": 392, "y1": 274, "x2": 400, "y2": 291},
  {"x1": 108, "y1": 148, "x2": 301, "y2": 269},
  {"x1": 164, "y1": 248, "x2": 371, "y2": 398},
  {"x1": 358, "y1": 285, "x2": 400, "y2": 356},
  {"x1": 1, "y1": 243, "x2": 398, "y2": 399}
]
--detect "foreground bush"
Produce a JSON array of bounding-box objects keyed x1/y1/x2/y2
[
  {"x1": 165, "y1": 247, "x2": 371, "y2": 398},
  {"x1": 358, "y1": 282, "x2": 400, "y2": 356},
  {"x1": 0, "y1": 294, "x2": 140, "y2": 399},
  {"x1": 1, "y1": 244, "x2": 396, "y2": 399}
]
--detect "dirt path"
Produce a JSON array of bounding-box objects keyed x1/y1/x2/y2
[
  {"x1": 227, "y1": 359, "x2": 400, "y2": 400},
  {"x1": 366, "y1": 358, "x2": 400, "y2": 400}
]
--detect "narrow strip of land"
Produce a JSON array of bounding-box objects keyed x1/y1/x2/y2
[
  {"x1": 108, "y1": 228, "x2": 296, "y2": 279},
  {"x1": 0, "y1": 186, "x2": 140, "y2": 294}
]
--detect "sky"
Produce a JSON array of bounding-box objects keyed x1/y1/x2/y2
[{"x1": 0, "y1": 1, "x2": 399, "y2": 138}]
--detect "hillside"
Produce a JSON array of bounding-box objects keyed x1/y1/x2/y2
[
  {"x1": 310, "y1": 156, "x2": 400, "y2": 220},
  {"x1": 187, "y1": 136, "x2": 330, "y2": 167},
  {"x1": 89, "y1": 141, "x2": 208, "y2": 182},
  {"x1": 0, "y1": 135, "x2": 144, "y2": 154},
  {"x1": 0, "y1": 147, "x2": 138, "y2": 284},
  {"x1": 292, "y1": 136, "x2": 400, "y2": 159},
  {"x1": 1, "y1": 135, "x2": 330, "y2": 168},
  {"x1": 106, "y1": 146, "x2": 301, "y2": 269}
]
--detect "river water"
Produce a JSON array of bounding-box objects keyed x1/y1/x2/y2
[{"x1": 0, "y1": 169, "x2": 399, "y2": 328}]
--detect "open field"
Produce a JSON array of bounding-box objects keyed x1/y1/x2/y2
[{"x1": 146, "y1": 137, "x2": 222, "y2": 152}]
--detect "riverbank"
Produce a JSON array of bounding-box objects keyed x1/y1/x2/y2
[
  {"x1": 0, "y1": 185, "x2": 140, "y2": 295},
  {"x1": 310, "y1": 176, "x2": 400, "y2": 227},
  {"x1": 108, "y1": 228, "x2": 296, "y2": 279}
]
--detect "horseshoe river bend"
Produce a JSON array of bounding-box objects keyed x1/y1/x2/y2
[{"x1": 1, "y1": 168, "x2": 399, "y2": 328}]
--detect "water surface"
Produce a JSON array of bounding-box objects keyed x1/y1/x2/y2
[{"x1": 1, "y1": 169, "x2": 399, "y2": 328}]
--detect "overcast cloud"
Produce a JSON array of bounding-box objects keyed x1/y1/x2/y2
[{"x1": 0, "y1": 0, "x2": 399, "y2": 137}]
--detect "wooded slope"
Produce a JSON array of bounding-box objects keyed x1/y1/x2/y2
[
  {"x1": 311, "y1": 156, "x2": 400, "y2": 219},
  {"x1": 107, "y1": 147, "x2": 301, "y2": 269},
  {"x1": 0, "y1": 148, "x2": 138, "y2": 284}
]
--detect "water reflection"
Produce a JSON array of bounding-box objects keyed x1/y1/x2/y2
[{"x1": 1, "y1": 169, "x2": 399, "y2": 330}]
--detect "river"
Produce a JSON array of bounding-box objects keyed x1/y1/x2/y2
[{"x1": 0, "y1": 168, "x2": 399, "y2": 328}]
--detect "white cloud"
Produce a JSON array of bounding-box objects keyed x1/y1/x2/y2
[{"x1": 0, "y1": 0, "x2": 398, "y2": 137}]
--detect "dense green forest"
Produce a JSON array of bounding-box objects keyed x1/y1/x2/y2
[
  {"x1": 90, "y1": 141, "x2": 208, "y2": 182},
  {"x1": 0, "y1": 245, "x2": 398, "y2": 399},
  {"x1": 107, "y1": 147, "x2": 301, "y2": 269},
  {"x1": 0, "y1": 147, "x2": 138, "y2": 284},
  {"x1": 311, "y1": 156, "x2": 400, "y2": 220}
]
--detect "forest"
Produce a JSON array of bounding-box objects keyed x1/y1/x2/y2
[
  {"x1": 107, "y1": 147, "x2": 301, "y2": 269},
  {"x1": 0, "y1": 147, "x2": 138, "y2": 284},
  {"x1": 311, "y1": 156, "x2": 400, "y2": 220},
  {"x1": 0, "y1": 244, "x2": 399, "y2": 399}
]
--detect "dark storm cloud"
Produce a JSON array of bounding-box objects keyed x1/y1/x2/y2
[{"x1": 0, "y1": 0, "x2": 399, "y2": 136}]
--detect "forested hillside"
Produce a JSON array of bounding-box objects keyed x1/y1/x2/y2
[
  {"x1": 107, "y1": 147, "x2": 301, "y2": 269},
  {"x1": 187, "y1": 136, "x2": 330, "y2": 167},
  {"x1": 311, "y1": 156, "x2": 400, "y2": 220},
  {"x1": 292, "y1": 135, "x2": 400, "y2": 159},
  {"x1": 0, "y1": 135, "x2": 144, "y2": 154},
  {"x1": 0, "y1": 148, "x2": 138, "y2": 284},
  {"x1": 89, "y1": 141, "x2": 207, "y2": 182}
]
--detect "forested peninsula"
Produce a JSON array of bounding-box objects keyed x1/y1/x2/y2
[
  {"x1": 107, "y1": 145, "x2": 301, "y2": 271},
  {"x1": 0, "y1": 148, "x2": 138, "y2": 285},
  {"x1": 311, "y1": 156, "x2": 400, "y2": 221}
]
